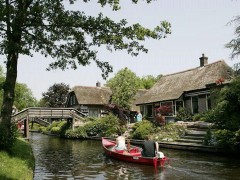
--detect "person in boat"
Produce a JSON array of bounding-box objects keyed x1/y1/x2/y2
[
  {"x1": 115, "y1": 134, "x2": 127, "y2": 151},
  {"x1": 141, "y1": 136, "x2": 159, "y2": 157}
]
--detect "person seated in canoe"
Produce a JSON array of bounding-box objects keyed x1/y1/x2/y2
[
  {"x1": 141, "y1": 136, "x2": 159, "y2": 157},
  {"x1": 115, "y1": 134, "x2": 127, "y2": 151}
]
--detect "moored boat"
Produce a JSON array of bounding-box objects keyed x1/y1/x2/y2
[{"x1": 102, "y1": 137, "x2": 169, "y2": 167}]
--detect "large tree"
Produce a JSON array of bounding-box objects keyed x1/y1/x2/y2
[
  {"x1": 41, "y1": 83, "x2": 70, "y2": 107},
  {"x1": 0, "y1": 1, "x2": 170, "y2": 150},
  {"x1": 106, "y1": 67, "x2": 141, "y2": 109}
]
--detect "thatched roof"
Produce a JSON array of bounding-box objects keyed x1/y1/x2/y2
[
  {"x1": 136, "y1": 60, "x2": 232, "y2": 105},
  {"x1": 131, "y1": 89, "x2": 148, "y2": 111},
  {"x1": 71, "y1": 86, "x2": 112, "y2": 105}
]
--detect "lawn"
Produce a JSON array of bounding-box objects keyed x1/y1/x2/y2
[{"x1": 0, "y1": 138, "x2": 35, "y2": 180}]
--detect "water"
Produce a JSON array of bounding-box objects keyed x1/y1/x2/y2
[{"x1": 30, "y1": 133, "x2": 240, "y2": 180}]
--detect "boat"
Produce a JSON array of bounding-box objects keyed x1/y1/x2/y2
[{"x1": 102, "y1": 137, "x2": 169, "y2": 167}]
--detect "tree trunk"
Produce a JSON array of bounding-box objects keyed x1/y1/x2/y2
[{"x1": 0, "y1": 52, "x2": 18, "y2": 149}]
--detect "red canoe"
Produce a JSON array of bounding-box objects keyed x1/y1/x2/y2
[{"x1": 102, "y1": 137, "x2": 168, "y2": 167}]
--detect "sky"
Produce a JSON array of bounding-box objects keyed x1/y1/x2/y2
[{"x1": 1, "y1": 0, "x2": 240, "y2": 100}]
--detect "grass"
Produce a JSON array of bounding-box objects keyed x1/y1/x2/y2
[{"x1": 0, "y1": 138, "x2": 35, "y2": 180}]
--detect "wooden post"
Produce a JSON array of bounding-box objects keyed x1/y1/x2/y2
[
  {"x1": 23, "y1": 119, "x2": 27, "y2": 137},
  {"x1": 26, "y1": 115, "x2": 29, "y2": 139},
  {"x1": 71, "y1": 110, "x2": 75, "y2": 130}
]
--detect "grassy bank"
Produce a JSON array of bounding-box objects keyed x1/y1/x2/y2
[{"x1": 0, "y1": 138, "x2": 35, "y2": 180}]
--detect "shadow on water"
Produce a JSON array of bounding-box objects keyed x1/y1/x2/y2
[{"x1": 30, "y1": 133, "x2": 240, "y2": 180}]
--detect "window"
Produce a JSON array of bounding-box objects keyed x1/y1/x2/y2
[
  {"x1": 192, "y1": 96, "x2": 198, "y2": 114},
  {"x1": 146, "y1": 105, "x2": 153, "y2": 117},
  {"x1": 89, "y1": 109, "x2": 99, "y2": 117},
  {"x1": 140, "y1": 105, "x2": 144, "y2": 116},
  {"x1": 176, "y1": 101, "x2": 184, "y2": 112},
  {"x1": 69, "y1": 94, "x2": 76, "y2": 106},
  {"x1": 207, "y1": 94, "x2": 211, "y2": 110}
]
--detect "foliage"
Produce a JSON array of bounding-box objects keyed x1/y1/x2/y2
[
  {"x1": 14, "y1": 83, "x2": 38, "y2": 110},
  {"x1": 106, "y1": 68, "x2": 141, "y2": 109},
  {"x1": 0, "y1": 0, "x2": 170, "y2": 150},
  {"x1": 152, "y1": 123, "x2": 186, "y2": 141},
  {"x1": 204, "y1": 77, "x2": 240, "y2": 131},
  {"x1": 226, "y1": 15, "x2": 240, "y2": 59},
  {"x1": 104, "y1": 104, "x2": 130, "y2": 123},
  {"x1": 43, "y1": 120, "x2": 70, "y2": 137},
  {"x1": 204, "y1": 128, "x2": 240, "y2": 152},
  {"x1": 203, "y1": 129, "x2": 216, "y2": 146},
  {"x1": 139, "y1": 75, "x2": 162, "y2": 89},
  {"x1": 106, "y1": 68, "x2": 161, "y2": 109},
  {"x1": 65, "y1": 127, "x2": 88, "y2": 139},
  {"x1": 130, "y1": 120, "x2": 155, "y2": 140},
  {"x1": 65, "y1": 114, "x2": 124, "y2": 138},
  {"x1": 232, "y1": 62, "x2": 240, "y2": 76},
  {"x1": 0, "y1": 138, "x2": 34, "y2": 180},
  {"x1": 85, "y1": 114, "x2": 123, "y2": 137},
  {"x1": 155, "y1": 105, "x2": 172, "y2": 116},
  {"x1": 42, "y1": 83, "x2": 70, "y2": 107},
  {"x1": 0, "y1": 123, "x2": 18, "y2": 151},
  {"x1": 0, "y1": 65, "x2": 37, "y2": 111},
  {"x1": 192, "y1": 113, "x2": 207, "y2": 122},
  {"x1": 175, "y1": 107, "x2": 193, "y2": 121},
  {"x1": 214, "y1": 129, "x2": 236, "y2": 150}
]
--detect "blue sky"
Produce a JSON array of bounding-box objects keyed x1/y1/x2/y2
[{"x1": 1, "y1": 0, "x2": 240, "y2": 100}]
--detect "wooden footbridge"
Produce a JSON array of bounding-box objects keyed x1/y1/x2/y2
[{"x1": 12, "y1": 107, "x2": 86, "y2": 138}]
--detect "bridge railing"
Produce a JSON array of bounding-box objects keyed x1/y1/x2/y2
[{"x1": 12, "y1": 107, "x2": 87, "y2": 123}]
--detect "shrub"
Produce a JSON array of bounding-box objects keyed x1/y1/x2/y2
[
  {"x1": 130, "y1": 120, "x2": 155, "y2": 140},
  {"x1": 175, "y1": 107, "x2": 192, "y2": 121},
  {"x1": 44, "y1": 120, "x2": 70, "y2": 136},
  {"x1": 65, "y1": 127, "x2": 87, "y2": 139},
  {"x1": 214, "y1": 129, "x2": 236, "y2": 150},
  {"x1": 84, "y1": 114, "x2": 123, "y2": 137},
  {"x1": 203, "y1": 129, "x2": 217, "y2": 146},
  {"x1": 152, "y1": 123, "x2": 186, "y2": 141},
  {"x1": 51, "y1": 127, "x2": 60, "y2": 134}
]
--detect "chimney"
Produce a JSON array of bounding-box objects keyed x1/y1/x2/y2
[
  {"x1": 96, "y1": 81, "x2": 101, "y2": 87},
  {"x1": 199, "y1": 53, "x2": 208, "y2": 67}
]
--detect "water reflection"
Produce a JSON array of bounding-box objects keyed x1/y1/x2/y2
[{"x1": 30, "y1": 133, "x2": 240, "y2": 180}]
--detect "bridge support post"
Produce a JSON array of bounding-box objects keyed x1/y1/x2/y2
[
  {"x1": 24, "y1": 116, "x2": 29, "y2": 139},
  {"x1": 72, "y1": 116, "x2": 75, "y2": 131}
]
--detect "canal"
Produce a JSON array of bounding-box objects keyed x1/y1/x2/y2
[{"x1": 30, "y1": 133, "x2": 240, "y2": 180}]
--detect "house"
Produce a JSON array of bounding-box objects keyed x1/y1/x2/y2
[
  {"x1": 65, "y1": 82, "x2": 149, "y2": 118},
  {"x1": 65, "y1": 82, "x2": 112, "y2": 117},
  {"x1": 135, "y1": 54, "x2": 233, "y2": 120}
]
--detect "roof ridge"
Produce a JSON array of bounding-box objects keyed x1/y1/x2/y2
[
  {"x1": 72, "y1": 85, "x2": 110, "y2": 89},
  {"x1": 163, "y1": 60, "x2": 225, "y2": 77}
]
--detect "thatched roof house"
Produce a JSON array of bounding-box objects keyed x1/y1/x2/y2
[
  {"x1": 65, "y1": 82, "x2": 112, "y2": 117},
  {"x1": 65, "y1": 82, "x2": 148, "y2": 118},
  {"x1": 136, "y1": 54, "x2": 233, "y2": 120}
]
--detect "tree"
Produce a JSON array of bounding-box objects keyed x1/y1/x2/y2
[
  {"x1": 42, "y1": 83, "x2": 70, "y2": 107},
  {"x1": 0, "y1": 1, "x2": 170, "y2": 150},
  {"x1": 14, "y1": 83, "x2": 37, "y2": 110},
  {"x1": 106, "y1": 67, "x2": 141, "y2": 109},
  {"x1": 0, "y1": 66, "x2": 37, "y2": 111},
  {"x1": 140, "y1": 75, "x2": 162, "y2": 89},
  {"x1": 206, "y1": 77, "x2": 240, "y2": 131},
  {"x1": 226, "y1": 15, "x2": 240, "y2": 76},
  {"x1": 226, "y1": 16, "x2": 240, "y2": 59}
]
